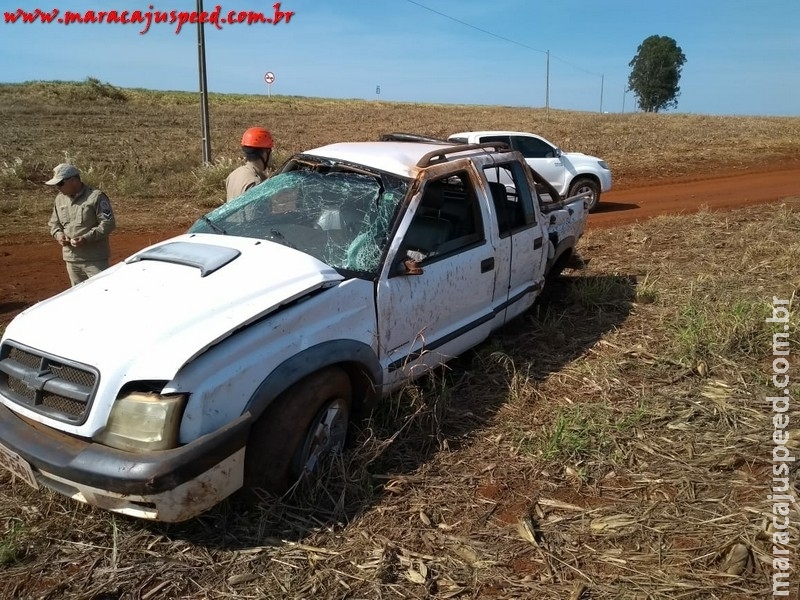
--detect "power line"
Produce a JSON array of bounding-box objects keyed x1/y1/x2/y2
[
  {"x1": 404, "y1": 0, "x2": 546, "y2": 55},
  {"x1": 405, "y1": 0, "x2": 615, "y2": 84},
  {"x1": 550, "y1": 53, "x2": 605, "y2": 80}
]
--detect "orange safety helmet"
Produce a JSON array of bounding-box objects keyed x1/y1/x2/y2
[{"x1": 241, "y1": 127, "x2": 274, "y2": 149}]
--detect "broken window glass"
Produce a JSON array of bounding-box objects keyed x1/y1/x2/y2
[{"x1": 189, "y1": 168, "x2": 409, "y2": 274}]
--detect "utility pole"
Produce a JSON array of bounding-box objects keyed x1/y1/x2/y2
[
  {"x1": 600, "y1": 74, "x2": 604, "y2": 113},
  {"x1": 197, "y1": 0, "x2": 212, "y2": 164},
  {"x1": 545, "y1": 49, "x2": 550, "y2": 120}
]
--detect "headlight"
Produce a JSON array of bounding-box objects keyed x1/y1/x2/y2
[
  {"x1": 598, "y1": 160, "x2": 610, "y2": 170},
  {"x1": 95, "y1": 391, "x2": 187, "y2": 451}
]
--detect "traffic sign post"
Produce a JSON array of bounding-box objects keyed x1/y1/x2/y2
[{"x1": 264, "y1": 71, "x2": 275, "y2": 99}]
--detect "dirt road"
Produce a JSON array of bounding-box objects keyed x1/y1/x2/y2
[
  {"x1": 589, "y1": 161, "x2": 800, "y2": 228},
  {"x1": 2, "y1": 163, "x2": 798, "y2": 324}
]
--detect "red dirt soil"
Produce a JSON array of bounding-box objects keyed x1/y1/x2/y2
[{"x1": 2, "y1": 163, "x2": 799, "y2": 325}]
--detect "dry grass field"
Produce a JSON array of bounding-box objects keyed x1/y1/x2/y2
[
  {"x1": 0, "y1": 80, "x2": 799, "y2": 599},
  {"x1": 2, "y1": 79, "x2": 800, "y2": 237}
]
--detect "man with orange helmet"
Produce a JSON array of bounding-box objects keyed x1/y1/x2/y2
[{"x1": 225, "y1": 126, "x2": 274, "y2": 201}]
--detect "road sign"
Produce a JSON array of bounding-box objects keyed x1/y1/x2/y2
[{"x1": 264, "y1": 72, "x2": 275, "y2": 85}]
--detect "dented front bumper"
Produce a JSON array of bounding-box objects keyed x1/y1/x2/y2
[{"x1": 0, "y1": 404, "x2": 252, "y2": 522}]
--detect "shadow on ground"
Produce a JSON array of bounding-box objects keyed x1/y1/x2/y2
[
  {"x1": 147, "y1": 271, "x2": 638, "y2": 549},
  {"x1": 592, "y1": 201, "x2": 640, "y2": 213},
  {"x1": 0, "y1": 302, "x2": 29, "y2": 318}
]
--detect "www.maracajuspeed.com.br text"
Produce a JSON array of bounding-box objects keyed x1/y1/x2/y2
[{"x1": 4, "y1": 2, "x2": 295, "y2": 34}]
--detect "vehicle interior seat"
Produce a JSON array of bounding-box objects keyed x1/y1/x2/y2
[{"x1": 404, "y1": 216, "x2": 453, "y2": 257}]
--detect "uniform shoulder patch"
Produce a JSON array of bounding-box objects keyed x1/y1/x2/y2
[{"x1": 99, "y1": 196, "x2": 114, "y2": 219}]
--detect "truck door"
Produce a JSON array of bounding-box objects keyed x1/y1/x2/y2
[
  {"x1": 376, "y1": 171, "x2": 497, "y2": 387},
  {"x1": 483, "y1": 161, "x2": 547, "y2": 324},
  {"x1": 510, "y1": 135, "x2": 568, "y2": 197},
  {"x1": 478, "y1": 134, "x2": 565, "y2": 197}
]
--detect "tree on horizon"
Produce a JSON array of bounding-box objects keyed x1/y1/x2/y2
[{"x1": 628, "y1": 35, "x2": 687, "y2": 113}]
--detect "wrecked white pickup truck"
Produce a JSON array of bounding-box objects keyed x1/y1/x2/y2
[{"x1": 0, "y1": 136, "x2": 588, "y2": 522}]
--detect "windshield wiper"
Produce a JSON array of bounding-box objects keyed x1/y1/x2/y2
[
  {"x1": 200, "y1": 215, "x2": 227, "y2": 235},
  {"x1": 268, "y1": 228, "x2": 297, "y2": 249}
]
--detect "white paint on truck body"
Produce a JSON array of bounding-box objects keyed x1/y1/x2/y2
[{"x1": 0, "y1": 138, "x2": 588, "y2": 521}]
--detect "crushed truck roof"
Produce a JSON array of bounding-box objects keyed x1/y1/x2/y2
[{"x1": 302, "y1": 140, "x2": 508, "y2": 179}]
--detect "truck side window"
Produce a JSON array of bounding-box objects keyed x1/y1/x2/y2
[
  {"x1": 479, "y1": 135, "x2": 513, "y2": 151},
  {"x1": 403, "y1": 172, "x2": 484, "y2": 262},
  {"x1": 483, "y1": 163, "x2": 537, "y2": 237},
  {"x1": 513, "y1": 136, "x2": 555, "y2": 159}
]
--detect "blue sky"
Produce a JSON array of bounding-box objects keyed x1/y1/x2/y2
[{"x1": 2, "y1": 0, "x2": 798, "y2": 116}]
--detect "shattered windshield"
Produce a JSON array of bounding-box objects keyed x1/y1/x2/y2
[{"x1": 188, "y1": 166, "x2": 409, "y2": 274}]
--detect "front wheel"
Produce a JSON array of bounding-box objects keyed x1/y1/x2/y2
[
  {"x1": 568, "y1": 177, "x2": 600, "y2": 211},
  {"x1": 243, "y1": 367, "x2": 352, "y2": 495}
]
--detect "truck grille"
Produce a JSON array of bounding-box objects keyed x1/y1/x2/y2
[{"x1": 0, "y1": 342, "x2": 98, "y2": 424}]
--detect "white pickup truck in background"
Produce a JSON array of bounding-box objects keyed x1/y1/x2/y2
[
  {"x1": 449, "y1": 131, "x2": 612, "y2": 210},
  {"x1": 0, "y1": 136, "x2": 588, "y2": 522}
]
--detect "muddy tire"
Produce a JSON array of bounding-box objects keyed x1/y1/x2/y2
[
  {"x1": 243, "y1": 367, "x2": 352, "y2": 495},
  {"x1": 546, "y1": 251, "x2": 571, "y2": 283},
  {"x1": 568, "y1": 177, "x2": 600, "y2": 211}
]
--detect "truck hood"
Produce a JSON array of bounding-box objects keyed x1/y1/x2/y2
[
  {"x1": 4, "y1": 234, "x2": 344, "y2": 380},
  {"x1": 561, "y1": 150, "x2": 601, "y2": 164}
]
